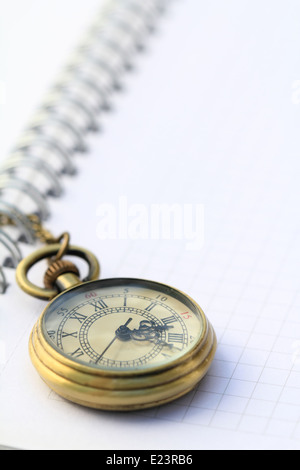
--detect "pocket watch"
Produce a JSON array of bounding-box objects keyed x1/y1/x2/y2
[{"x1": 15, "y1": 226, "x2": 217, "y2": 411}]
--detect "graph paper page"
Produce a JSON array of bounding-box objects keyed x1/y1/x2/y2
[{"x1": 0, "y1": 0, "x2": 300, "y2": 450}]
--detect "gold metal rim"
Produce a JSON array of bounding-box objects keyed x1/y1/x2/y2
[
  {"x1": 16, "y1": 244, "x2": 100, "y2": 300},
  {"x1": 27, "y1": 276, "x2": 218, "y2": 410},
  {"x1": 29, "y1": 320, "x2": 217, "y2": 410}
]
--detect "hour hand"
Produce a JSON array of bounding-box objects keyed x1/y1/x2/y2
[
  {"x1": 115, "y1": 319, "x2": 169, "y2": 343},
  {"x1": 115, "y1": 322, "x2": 133, "y2": 341},
  {"x1": 130, "y1": 320, "x2": 169, "y2": 342}
]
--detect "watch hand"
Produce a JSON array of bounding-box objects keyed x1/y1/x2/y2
[
  {"x1": 130, "y1": 320, "x2": 170, "y2": 342},
  {"x1": 96, "y1": 318, "x2": 133, "y2": 364},
  {"x1": 96, "y1": 320, "x2": 171, "y2": 364}
]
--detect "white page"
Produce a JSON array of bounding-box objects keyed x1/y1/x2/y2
[{"x1": 0, "y1": 0, "x2": 300, "y2": 450}]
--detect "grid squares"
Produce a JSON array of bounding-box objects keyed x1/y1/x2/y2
[
  {"x1": 238, "y1": 415, "x2": 269, "y2": 434},
  {"x1": 251, "y1": 383, "x2": 283, "y2": 402},
  {"x1": 232, "y1": 364, "x2": 263, "y2": 382},
  {"x1": 183, "y1": 407, "x2": 215, "y2": 426},
  {"x1": 259, "y1": 367, "x2": 291, "y2": 386},
  {"x1": 244, "y1": 399, "x2": 275, "y2": 418},
  {"x1": 131, "y1": 199, "x2": 300, "y2": 445},
  {"x1": 210, "y1": 411, "x2": 241, "y2": 430},
  {"x1": 134, "y1": 204, "x2": 300, "y2": 442},
  {"x1": 265, "y1": 419, "x2": 296, "y2": 438},
  {"x1": 239, "y1": 348, "x2": 270, "y2": 367},
  {"x1": 1, "y1": 0, "x2": 300, "y2": 450},
  {"x1": 224, "y1": 379, "x2": 256, "y2": 398},
  {"x1": 272, "y1": 403, "x2": 300, "y2": 422}
]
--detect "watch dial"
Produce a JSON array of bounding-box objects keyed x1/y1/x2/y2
[{"x1": 42, "y1": 278, "x2": 205, "y2": 372}]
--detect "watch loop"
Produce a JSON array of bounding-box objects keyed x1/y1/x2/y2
[{"x1": 16, "y1": 243, "x2": 100, "y2": 300}]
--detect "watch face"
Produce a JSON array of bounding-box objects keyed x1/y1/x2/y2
[{"x1": 42, "y1": 278, "x2": 206, "y2": 373}]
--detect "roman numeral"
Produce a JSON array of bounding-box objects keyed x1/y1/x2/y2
[
  {"x1": 145, "y1": 302, "x2": 156, "y2": 312},
  {"x1": 162, "y1": 316, "x2": 177, "y2": 326},
  {"x1": 69, "y1": 312, "x2": 87, "y2": 324},
  {"x1": 62, "y1": 331, "x2": 78, "y2": 339},
  {"x1": 168, "y1": 333, "x2": 184, "y2": 343},
  {"x1": 89, "y1": 299, "x2": 108, "y2": 311},
  {"x1": 70, "y1": 348, "x2": 84, "y2": 358}
]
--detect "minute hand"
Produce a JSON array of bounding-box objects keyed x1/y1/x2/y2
[{"x1": 96, "y1": 318, "x2": 133, "y2": 364}]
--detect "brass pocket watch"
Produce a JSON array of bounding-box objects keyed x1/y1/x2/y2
[{"x1": 15, "y1": 225, "x2": 217, "y2": 411}]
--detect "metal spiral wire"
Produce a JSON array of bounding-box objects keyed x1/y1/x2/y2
[{"x1": 0, "y1": 0, "x2": 168, "y2": 293}]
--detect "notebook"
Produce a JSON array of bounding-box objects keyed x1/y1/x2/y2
[{"x1": 0, "y1": 0, "x2": 300, "y2": 450}]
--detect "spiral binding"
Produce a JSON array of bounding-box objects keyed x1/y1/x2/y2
[{"x1": 0, "y1": 0, "x2": 169, "y2": 293}]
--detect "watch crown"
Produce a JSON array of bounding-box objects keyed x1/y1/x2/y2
[{"x1": 44, "y1": 259, "x2": 80, "y2": 289}]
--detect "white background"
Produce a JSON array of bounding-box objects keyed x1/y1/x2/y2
[
  {"x1": 0, "y1": 0, "x2": 300, "y2": 450},
  {"x1": 0, "y1": 0, "x2": 104, "y2": 160}
]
